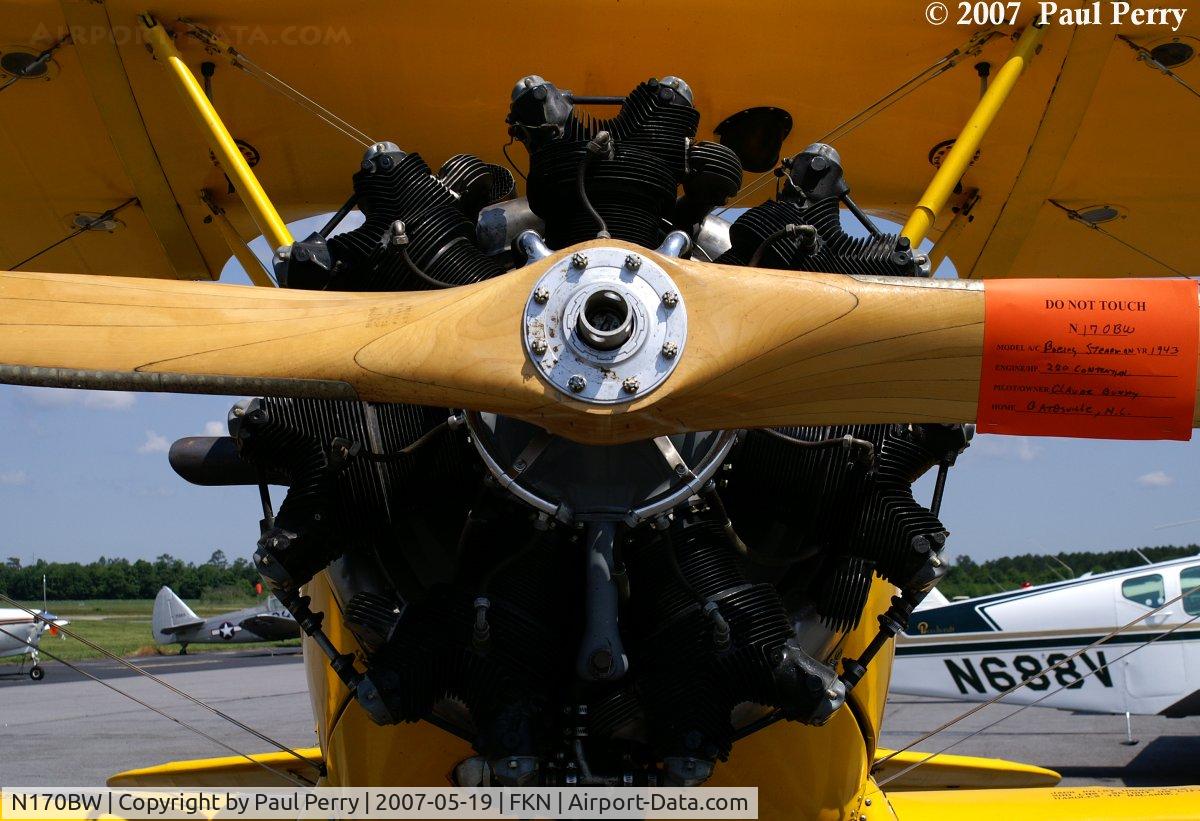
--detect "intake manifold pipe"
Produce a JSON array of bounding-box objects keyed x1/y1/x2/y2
[{"x1": 577, "y1": 520, "x2": 629, "y2": 681}]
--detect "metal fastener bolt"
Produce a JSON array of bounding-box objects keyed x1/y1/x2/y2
[
  {"x1": 661, "y1": 290, "x2": 679, "y2": 307},
  {"x1": 568, "y1": 374, "x2": 587, "y2": 393},
  {"x1": 388, "y1": 220, "x2": 408, "y2": 248},
  {"x1": 513, "y1": 459, "x2": 528, "y2": 472},
  {"x1": 533, "y1": 286, "x2": 551, "y2": 304},
  {"x1": 864, "y1": 799, "x2": 872, "y2": 807},
  {"x1": 622, "y1": 376, "x2": 640, "y2": 394},
  {"x1": 661, "y1": 341, "x2": 678, "y2": 359},
  {"x1": 826, "y1": 688, "x2": 839, "y2": 700},
  {"x1": 624, "y1": 254, "x2": 642, "y2": 270},
  {"x1": 531, "y1": 338, "x2": 548, "y2": 355},
  {"x1": 571, "y1": 252, "x2": 588, "y2": 268}
]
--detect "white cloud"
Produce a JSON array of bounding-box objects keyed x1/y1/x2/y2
[
  {"x1": 0, "y1": 470, "x2": 27, "y2": 486},
  {"x1": 1136, "y1": 470, "x2": 1174, "y2": 488},
  {"x1": 974, "y1": 435, "x2": 1043, "y2": 462},
  {"x1": 85, "y1": 392, "x2": 136, "y2": 410},
  {"x1": 1015, "y1": 439, "x2": 1043, "y2": 462},
  {"x1": 203, "y1": 421, "x2": 226, "y2": 436},
  {"x1": 16, "y1": 387, "x2": 135, "y2": 410},
  {"x1": 137, "y1": 430, "x2": 170, "y2": 454}
]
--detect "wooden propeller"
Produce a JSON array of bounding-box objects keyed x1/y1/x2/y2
[{"x1": 0, "y1": 239, "x2": 1195, "y2": 444}]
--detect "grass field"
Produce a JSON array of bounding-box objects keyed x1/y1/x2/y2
[{"x1": 2, "y1": 598, "x2": 300, "y2": 663}]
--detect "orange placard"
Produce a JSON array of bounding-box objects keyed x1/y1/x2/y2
[{"x1": 977, "y1": 279, "x2": 1198, "y2": 440}]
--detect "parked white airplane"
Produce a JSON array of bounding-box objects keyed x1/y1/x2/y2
[
  {"x1": 152, "y1": 586, "x2": 299, "y2": 654},
  {"x1": 0, "y1": 607, "x2": 69, "y2": 680},
  {"x1": 892, "y1": 554, "x2": 1200, "y2": 716}
]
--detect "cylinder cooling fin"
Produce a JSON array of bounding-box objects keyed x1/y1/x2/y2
[{"x1": 176, "y1": 74, "x2": 970, "y2": 789}]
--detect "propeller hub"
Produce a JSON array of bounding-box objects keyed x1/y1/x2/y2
[
  {"x1": 524, "y1": 245, "x2": 687, "y2": 404},
  {"x1": 576, "y1": 289, "x2": 634, "y2": 351}
]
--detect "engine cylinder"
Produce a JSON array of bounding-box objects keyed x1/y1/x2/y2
[{"x1": 516, "y1": 79, "x2": 702, "y2": 249}]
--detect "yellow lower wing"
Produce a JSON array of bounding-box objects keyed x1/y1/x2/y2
[
  {"x1": 886, "y1": 786, "x2": 1200, "y2": 821},
  {"x1": 101, "y1": 749, "x2": 1197, "y2": 821},
  {"x1": 106, "y1": 749, "x2": 323, "y2": 788},
  {"x1": 872, "y1": 749, "x2": 1059, "y2": 791}
]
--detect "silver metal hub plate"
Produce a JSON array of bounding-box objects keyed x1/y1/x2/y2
[{"x1": 524, "y1": 247, "x2": 687, "y2": 404}]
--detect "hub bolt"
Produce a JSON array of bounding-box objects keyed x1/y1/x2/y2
[
  {"x1": 531, "y1": 338, "x2": 547, "y2": 355},
  {"x1": 661, "y1": 341, "x2": 678, "y2": 359},
  {"x1": 661, "y1": 290, "x2": 679, "y2": 308},
  {"x1": 532, "y1": 286, "x2": 551, "y2": 304},
  {"x1": 571, "y1": 252, "x2": 589, "y2": 268},
  {"x1": 622, "y1": 376, "x2": 640, "y2": 394},
  {"x1": 568, "y1": 374, "x2": 587, "y2": 393},
  {"x1": 624, "y1": 254, "x2": 642, "y2": 270}
]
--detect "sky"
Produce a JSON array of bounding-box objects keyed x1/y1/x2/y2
[{"x1": 3, "y1": 213, "x2": 1199, "y2": 567}]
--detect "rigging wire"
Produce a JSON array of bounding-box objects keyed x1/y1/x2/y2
[
  {"x1": 1028, "y1": 35, "x2": 1200, "y2": 280},
  {"x1": 872, "y1": 608, "x2": 1200, "y2": 790},
  {"x1": 875, "y1": 585, "x2": 1198, "y2": 769},
  {"x1": 1117, "y1": 34, "x2": 1200, "y2": 103},
  {"x1": 712, "y1": 171, "x2": 778, "y2": 217},
  {"x1": 9, "y1": 198, "x2": 139, "y2": 270},
  {"x1": 715, "y1": 30, "x2": 1002, "y2": 218},
  {"x1": 0, "y1": 34, "x2": 72, "y2": 96},
  {"x1": 818, "y1": 29, "x2": 1004, "y2": 145},
  {"x1": 0, "y1": 625, "x2": 315, "y2": 788},
  {"x1": 1048, "y1": 200, "x2": 1189, "y2": 278},
  {"x1": 0, "y1": 592, "x2": 321, "y2": 775},
  {"x1": 179, "y1": 20, "x2": 374, "y2": 148}
]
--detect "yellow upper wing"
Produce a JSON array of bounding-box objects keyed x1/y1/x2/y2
[{"x1": 1, "y1": 1, "x2": 1196, "y2": 280}]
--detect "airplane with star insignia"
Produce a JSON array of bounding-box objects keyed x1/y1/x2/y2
[{"x1": 151, "y1": 586, "x2": 299, "y2": 655}]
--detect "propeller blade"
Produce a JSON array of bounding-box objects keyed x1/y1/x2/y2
[
  {"x1": 651, "y1": 260, "x2": 987, "y2": 431},
  {"x1": 0, "y1": 264, "x2": 553, "y2": 413}
]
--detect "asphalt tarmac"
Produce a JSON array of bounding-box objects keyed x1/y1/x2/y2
[
  {"x1": 2, "y1": 652, "x2": 1198, "y2": 788},
  {"x1": 0, "y1": 649, "x2": 315, "y2": 786},
  {"x1": 881, "y1": 693, "x2": 1200, "y2": 787}
]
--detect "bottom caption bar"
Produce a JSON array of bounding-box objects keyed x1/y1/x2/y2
[{"x1": 2, "y1": 788, "x2": 758, "y2": 820}]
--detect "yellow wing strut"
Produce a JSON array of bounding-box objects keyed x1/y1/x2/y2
[
  {"x1": 140, "y1": 15, "x2": 294, "y2": 254},
  {"x1": 901, "y1": 21, "x2": 1047, "y2": 247},
  {"x1": 201, "y1": 192, "x2": 276, "y2": 288}
]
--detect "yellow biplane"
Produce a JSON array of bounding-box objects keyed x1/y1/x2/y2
[{"x1": 1, "y1": 1, "x2": 1200, "y2": 818}]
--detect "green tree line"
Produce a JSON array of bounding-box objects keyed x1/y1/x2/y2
[
  {"x1": 939, "y1": 544, "x2": 1200, "y2": 599},
  {"x1": 0, "y1": 551, "x2": 259, "y2": 600},
  {"x1": 3, "y1": 545, "x2": 1198, "y2": 602}
]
